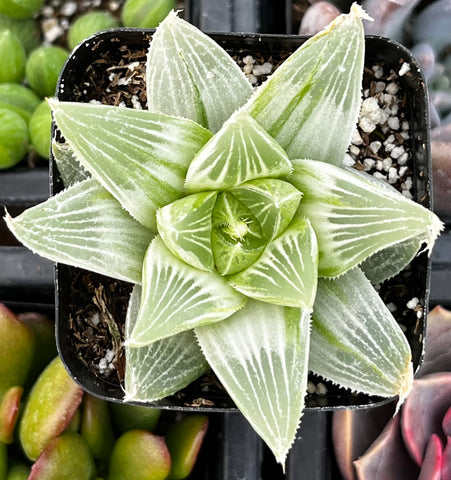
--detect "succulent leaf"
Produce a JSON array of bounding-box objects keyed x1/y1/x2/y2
[
  {"x1": 309, "y1": 267, "x2": 413, "y2": 400},
  {"x1": 291, "y1": 159, "x2": 443, "y2": 277},
  {"x1": 146, "y1": 11, "x2": 253, "y2": 133},
  {"x1": 227, "y1": 216, "x2": 318, "y2": 307},
  {"x1": 229, "y1": 179, "x2": 303, "y2": 240},
  {"x1": 419, "y1": 434, "x2": 442, "y2": 480},
  {"x1": 51, "y1": 140, "x2": 90, "y2": 188},
  {"x1": 5, "y1": 178, "x2": 154, "y2": 284},
  {"x1": 157, "y1": 191, "x2": 217, "y2": 272},
  {"x1": 246, "y1": 4, "x2": 367, "y2": 164},
  {"x1": 196, "y1": 300, "x2": 312, "y2": 467},
  {"x1": 211, "y1": 191, "x2": 266, "y2": 275},
  {"x1": 126, "y1": 237, "x2": 246, "y2": 346},
  {"x1": 49, "y1": 99, "x2": 212, "y2": 230},
  {"x1": 124, "y1": 285, "x2": 209, "y2": 402},
  {"x1": 185, "y1": 110, "x2": 292, "y2": 193}
]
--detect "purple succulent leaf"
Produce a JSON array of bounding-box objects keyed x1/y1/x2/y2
[
  {"x1": 401, "y1": 373, "x2": 451, "y2": 466},
  {"x1": 411, "y1": 43, "x2": 436, "y2": 81},
  {"x1": 354, "y1": 415, "x2": 420, "y2": 480},
  {"x1": 442, "y1": 436, "x2": 451, "y2": 480},
  {"x1": 332, "y1": 403, "x2": 396, "y2": 480},
  {"x1": 418, "y1": 434, "x2": 443, "y2": 480},
  {"x1": 443, "y1": 408, "x2": 451, "y2": 437},
  {"x1": 299, "y1": 2, "x2": 341, "y2": 35},
  {"x1": 419, "y1": 306, "x2": 451, "y2": 377},
  {"x1": 431, "y1": 142, "x2": 451, "y2": 219},
  {"x1": 432, "y1": 124, "x2": 451, "y2": 142}
]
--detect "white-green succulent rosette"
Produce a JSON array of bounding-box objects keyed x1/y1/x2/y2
[{"x1": 5, "y1": 4, "x2": 443, "y2": 466}]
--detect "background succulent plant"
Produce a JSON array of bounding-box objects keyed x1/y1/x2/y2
[
  {"x1": 6, "y1": 5, "x2": 443, "y2": 466},
  {"x1": 333, "y1": 305, "x2": 451, "y2": 480}
]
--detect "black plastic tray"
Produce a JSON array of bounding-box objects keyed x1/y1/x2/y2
[{"x1": 53, "y1": 29, "x2": 432, "y2": 412}]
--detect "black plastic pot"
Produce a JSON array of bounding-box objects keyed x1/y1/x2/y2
[{"x1": 53, "y1": 29, "x2": 432, "y2": 415}]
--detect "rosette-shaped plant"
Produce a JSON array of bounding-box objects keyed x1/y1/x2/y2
[{"x1": 5, "y1": 4, "x2": 443, "y2": 466}]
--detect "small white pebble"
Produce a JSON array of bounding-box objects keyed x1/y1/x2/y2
[
  {"x1": 402, "y1": 177, "x2": 413, "y2": 191},
  {"x1": 105, "y1": 349, "x2": 115, "y2": 362},
  {"x1": 350, "y1": 145, "x2": 360, "y2": 156},
  {"x1": 407, "y1": 297, "x2": 419, "y2": 309},
  {"x1": 388, "y1": 167, "x2": 398, "y2": 184},
  {"x1": 89, "y1": 99, "x2": 102, "y2": 104},
  {"x1": 372, "y1": 65, "x2": 384, "y2": 79},
  {"x1": 382, "y1": 158, "x2": 392, "y2": 171},
  {"x1": 375, "y1": 81, "x2": 386, "y2": 93},
  {"x1": 383, "y1": 93, "x2": 394, "y2": 105},
  {"x1": 399, "y1": 62, "x2": 411, "y2": 76},
  {"x1": 391, "y1": 104, "x2": 399, "y2": 116},
  {"x1": 252, "y1": 62, "x2": 272, "y2": 76},
  {"x1": 376, "y1": 160, "x2": 383, "y2": 170},
  {"x1": 402, "y1": 190, "x2": 413, "y2": 199},
  {"x1": 108, "y1": 73, "x2": 115, "y2": 82},
  {"x1": 399, "y1": 166, "x2": 408, "y2": 177},
  {"x1": 131, "y1": 95, "x2": 142, "y2": 110},
  {"x1": 363, "y1": 88, "x2": 370, "y2": 98},
  {"x1": 307, "y1": 381, "x2": 316, "y2": 394},
  {"x1": 384, "y1": 134, "x2": 395, "y2": 145},
  {"x1": 387, "y1": 302, "x2": 397, "y2": 312},
  {"x1": 363, "y1": 158, "x2": 376, "y2": 171},
  {"x1": 243, "y1": 64, "x2": 253, "y2": 75},
  {"x1": 91, "y1": 313, "x2": 100, "y2": 326},
  {"x1": 388, "y1": 116, "x2": 400, "y2": 130},
  {"x1": 390, "y1": 145, "x2": 405, "y2": 159},
  {"x1": 117, "y1": 76, "x2": 131, "y2": 86},
  {"x1": 386, "y1": 82, "x2": 399, "y2": 95},
  {"x1": 342, "y1": 154, "x2": 356, "y2": 167},
  {"x1": 402, "y1": 120, "x2": 409, "y2": 131},
  {"x1": 417, "y1": 310, "x2": 423, "y2": 319},
  {"x1": 247, "y1": 74, "x2": 257, "y2": 85},
  {"x1": 373, "y1": 171, "x2": 387, "y2": 180},
  {"x1": 369, "y1": 141, "x2": 382, "y2": 154},
  {"x1": 61, "y1": 1, "x2": 77, "y2": 16},
  {"x1": 359, "y1": 97, "x2": 388, "y2": 133},
  {"x1": 243, "y1": 55, "x2": 254, "y2": 64},
  {"x1": 315, "y1": 383, "x2": 328, "y2": 396},
  {"x1": 400, "y1": 131, "x2": 410, "y2": 140},
  {"x1": 398, "y1": 152, "x2": 409, "y2": 165},
  {"x1": 385, "y1": 143, "x2": 395, "y2": 153},
  {"x1": 127, "y1": 61, "x2": 140, "y2": 71},
  {"x1": 351, "y1": 129, "x2": 363, "y2": 145},
  {"x1": 98, "y1": 358, "x2": 108, "y2": 373}
]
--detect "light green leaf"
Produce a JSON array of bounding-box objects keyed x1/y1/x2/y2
[
  {"x1": 52, "y1": 140, "x2": 90, "y2": 187},
  {"x1": 229, "y1": 179, "x2": 303, "y2": 240},
  {"x1": 309, "y1": 267, "x2": 413, "y2": 402},
  {"x1": 49, "y1": 99, "x2": 212, "y2": 231},
  {"x1": 157, "y1": 191, "x2": 217, "y2": 272},
  {"x1": 227, "y1": 217, "x2": 318, "y2": 307},
  {"x1": 5, "y1": 178, "x2": 153, "y2": 284},
  {"x1": 185, "y1": 110, "x2": 292, "y2": 193},
  {"x1": 124, "y1": 285, "x2": 209, "y2": 402},
  {"x1": 245, "y1": 4, "x2": 368, "y2": 164},
  {"x1": 126, "y1": 236, "x2": 246, "y2": 347},
  {"x1": 146, "y1": 11, "x2": 253, "y2": 133},
  {"x1": 196, "y1": 300, "x2": 312, "y2": 466},
  {"x1": 360, "y1": 236, "x2": 423, "y2": 284},
  {"x1": 290, "y1": 159, "x2": 443, "y2": 277},
  {"x1": 211, "y1": 191, "x2": 266, "y2": 275}
]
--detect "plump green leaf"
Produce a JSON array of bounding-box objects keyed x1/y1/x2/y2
[
  {"x1": 49, "y1": 99, "x2": 212, "y2": 230},
  {"x1": 227, "y1": 217, "x2": 318, "y2": 307},
  {"x1": 309, "y1": 267, "x2": 413, "y2": 402},
  {"x1": 185, "y1": 110, "x2": 292, "y2": 193},
  {"x1": 229, "y1": 179, "x2": 303, "y2": 240},
  {"x1": 360, "y1": 236, "x2": 423, "y2": 284},
  {"x1": 126, "y1": 237, "x2": 246, "y2": 347},
  {"x1": 211, "y1": 191, "x2": 266, "y2": 275},
  {"x1": 51, "y1": 140, "x2": 90, "y2": 187},
  {"x1": 246, "y1": 4, "x2": 368, "y2": 164},
  {"x1": 5, "y1": 178, "x2": 154, "y2": 284},
  {"x1": 290, "y1": 159, "x2": 443, "y2": 277},
  {"x1": 157, "y1": 191, "x2": 217, "y2": 272},
  {"x1": 124, "y1": 285, "x2": 209, "y2": 402},
  {"x1": 196, "y1": 300, "x2": 311, "y2": 466},
  {"x1": 146, "y1": 11, "x2": 253, "y2": 133}
]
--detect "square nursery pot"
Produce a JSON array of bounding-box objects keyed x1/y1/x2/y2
[{"x1": 53, "y1": 29, "x2": 432, "y2": 414}]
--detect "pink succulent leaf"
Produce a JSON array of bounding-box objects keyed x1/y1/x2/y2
[
  {"x1": 443, "y1": 408, "x2": 451, "y2": 437},
  {"x1": 401, "y1": 373, "x2": 451, "y2": 465},
  {"x1": 332, "y1": 403, "x2": 396, "y2": 480},
  {"x1": 418, "y1": 434, "x2": 442, "y2": 480},
  {"x1": 354, "y1": 415, "x2": 419, "y2": 480},
  {"x1": 442, "y1": 436, "x2": 451, "y2": 480},
  {"x1": 431, "y1": 142, "x2": 451, "y2": 219},
  {"x1": 419, "y1": 306, "x2": 451, "y2": 377}
]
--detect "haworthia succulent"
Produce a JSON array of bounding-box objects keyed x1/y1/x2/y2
[
  {"x1": 126, "y1": 237, "x2": 246, "y2": 347},
  {"x1": 290, "y1": 159, "x2": 443, "y2": 277},
  {"x1": 309, "y1": 267, "x2": 413, "y2": 402},
  {"x1": 245, "y1": 4, "x2": 369, "y2": 164},
  {"x1": 157, "y1": 191, "x2": 218, "y2": 272},
  {"x1": 124, "y1": 285, "x2": 209, "y2": 402},
  {"x1": 185, "y1": 111, "x2": 292, "y2": 193},
  {"x1": 51, "y1": 140, "x2": 90, "y2": 188},
  {"x1": 5, "y1": 178, "x2": 154, "y2": 284},
  {"x1": 49, "y1": 99, "x2": 212, "y2": 231},
  {"x1": 227, "y1": 217, "x2": 318, "y2": 308},
  {"x1": 195, "y1": 300, "x2": 312, "y2": 466},
  {"x1": 146, "y1": 11, "x2": 253, "y2": 133}
]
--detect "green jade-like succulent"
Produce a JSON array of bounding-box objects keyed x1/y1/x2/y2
[{"x1": 6, "y1": 4, "x2": 444, "y2": 466}]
